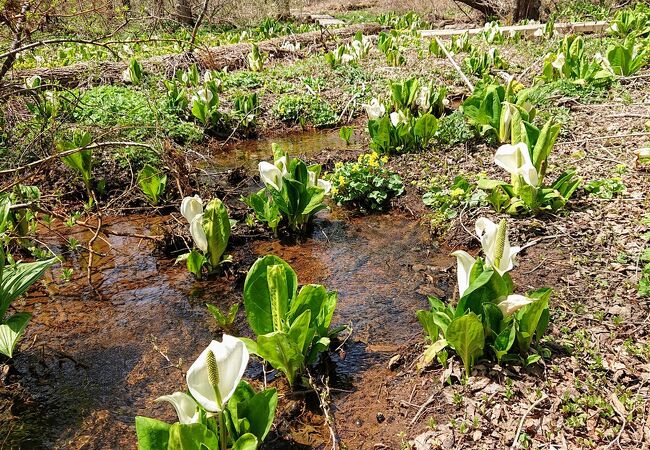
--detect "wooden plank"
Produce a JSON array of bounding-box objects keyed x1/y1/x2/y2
[{"x1": 419, "y1": 21, "x2": 608, "y2": 38}]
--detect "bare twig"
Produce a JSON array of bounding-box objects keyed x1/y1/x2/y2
[
  {"x1": 306, "y1": 369, "x2": 339, "y2": 450},
  {"x1": 0, "y1": 141, "x2": 155, "y2": 175},
  {"x1": 189, "y1": 0, "x2": 210, "y2": 49},
  {"x1": 434, "y1": 37, "x2": 474, "y2": 92},
  {"x1": 511, "y1": 394, "x2": 548, "y2": 449}
]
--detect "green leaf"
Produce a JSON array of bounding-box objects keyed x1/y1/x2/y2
[
  {"x1": 186, "y1": 249, "x2": 206, "y2": 278},
  {"x1": 203, "y1": 199, "x2": 231, "y2": 268},
  {"x1": 287, "y1": 310, "x2": 314, "y2": 356},
  {"x1": 229, "y1": 381, "x2": 278, "y2": 442},
  {"x1": 167, "y1": 423, "x2": 219, "y2": 450},
  {"x1": 0, "y1": 313, "x2": 31, "y2": 358},
  {"x1": 417, "y1": 310, "x2": 439, "y2": 342},
  {"x1": 137, "y1": 164, "x2": 167, "y2": 206},
  {"x1": 419, "y1": 338, "x2": 448, "y2": 369},
  {"x1": 232, "y1": 433, "x2": 258, "y2": 450},
  {"x1": 492, "y1": 323, "x2": 516, "y2": 363},
  {"x1": 456, "y1": 261, "x2": 510, "y2": 317},
  {"x1": 446, "y1": 312, "x2": 485, "y2": 378},
  {"x1": 135, "y1": 416, "x2": 170, "y2": 450},
  {"x1": 256, "y1": 331, "x2": 304, "y2": 385},
  {"x1": 413, "y1": 114, "x2": 438, "y2": 146},
  {"x1": 244, "y1": 255, "x2": 297, "y2": 336},
  {"x1": 0, "y1": 258, "x2": 56, "y2": 319},
  {"x1": 515, "y1": 288, "x2": 551, "y2": 353},
  {"x1": 288, "y1": 284, "x2": 332, "y2": 336}
]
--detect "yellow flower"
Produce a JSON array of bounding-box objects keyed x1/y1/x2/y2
[
  {"x1": 381, "y1": 156, "x2": 388, "y2": 164},
  {"x1": 338, "y1": 175, "x2": 346, "y2": 186},
  {"x1": 331, "y1": 187, "x2": 339, "y2": 196},
  {"x1": 450, "y1": 188, "x2": 465, "y2": 197}
]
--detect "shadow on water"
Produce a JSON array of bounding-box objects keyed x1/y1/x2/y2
[{"x1": 1, "y1": 134, "x2": 452, "y2": 449}]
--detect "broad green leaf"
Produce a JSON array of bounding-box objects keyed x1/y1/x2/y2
[
  {"x1": 137, "y1": 164, "x2": 167, "y2": 206},
  {"x1": 135, "y1": 416, "x2": 171, "y2": 450},
  {"x1": 167, "y1": 423, "x2": 219, "y2": 450},
  {"x1": 446, "y1": 313, "x2": 485, "y2": 378},
  {"x1": 492, "y1": 323, "x2": 516, "y2": 363},
  {"x1": 232, "y1": 433, "x2": 258, "y2": 450},
  {"x1": 256, "y1": 331, "x2": 304, "y2": 385},
  {"x1": 418, "y1": 338, "x2": 448, "y2": 369},
  {"x1": 186, "y1": 250, "x2": 206, "y2": 278},
  {"x1": 230, "y1": 383, "x2": 278, "y2": 442},
  {"x1": 244, "y1": 256, "x2": 297, "y2": 336},
  {"x1": 0, "y1": 313, "x2": 31, "y2": 358},
  {"x1": 515, "y1": 288, "x2": 552, "y2": 353},
  {"x1": 0, "y1": 258, "x2": 56, "y2": 319},
  {"x1": 456, "y1": 260, "x2": 510, "y2": 317},
  {"x1": 287, "y1": 310, "x2": 314, "y2": 356},
  {"x1": 203, "y1": 199, "x2": 230, "y2": 268},
  {"x1": 413, "y1": 113, "x2": 438, "y2": 146},
  {"x1": 417, "y1": 310, "x2": 439, "y2": 342}
]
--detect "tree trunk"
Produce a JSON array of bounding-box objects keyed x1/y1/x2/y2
[
  {"x1": 175, "y1": 0, "x2": 194, "y2": 25},
  {"x1": 453, "y1": 0, "x2": 497, "y2": 19},
  {"x1": 513, "y1": 0, "x2": 541, "y2": 21}
]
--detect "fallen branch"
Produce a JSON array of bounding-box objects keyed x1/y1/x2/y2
[
  {"x1": 11, "y1": 23, "x2": 383, "y2": 88},
  {"x1": 435, "y1": 37, "x2": 474, "y2": 92},
  {"x1": 510, "y1": 394, "x2": 548, "y2": 450},
  {"x1": 0, "y1": 141, "x2": 155, "y2": 175}
]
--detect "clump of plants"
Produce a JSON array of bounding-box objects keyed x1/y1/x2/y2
[
  {"x1": 540, "y1": 35, "x2": 612, "y2": 86},
  {"x1": 463, "y1": 48, "x2": 507, "y2": 77},
  {"x1": 272, "y1": 94, "x2": 338, "y2": 128},
  {"x1": 604, "y1": 35, "x2": 648, "y2": 77},
  {"x1": 240, "y1": 255, "x2": 341, "y2": 385},
  {"x1": 242, "y1": 145, "x2": 331, "y2": 234},
  {"x1": 363, "y1": 77, "x2": 446, "y2": 154},
  {"x1": 477, "y1": 122, "x2": 581, "y2": 215},
  {"x1": 422, "y1": 175, "x2": 486, "y2": 232},
  {"x1": 328, "y1": 153, "x2": 404, "y2": 212},
  {"x1": 135, "y1": 336, "x2": 278, "y2": 450},
  {"x1": 137, "y1": 164, "x2": 167, "y2": 206},
  {"x1": 461, "y1": 79, "x2": 535, "y2": 145},
  {"x1": 177, "y1": 196, "x2": 233, "y2": 278},
  {"x1": 325, "y1": 32, "x2": 372, "y2": 68},
  {"x1": 417, "y1": 218, "x2": 551, "y2": 378},
  {"x1": 608, "y1": 4, "x2": 650, "y2": 37},
  {"x1": 377, "y1": 31, "x2": 407, "y2": 66}
]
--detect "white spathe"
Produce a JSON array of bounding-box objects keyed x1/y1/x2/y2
[
  {"x1": 551, "y1": 52, "x2": 565, "y2": 71},
  {"x1": 156, "y1": 392, "x2": 200, "y2": 424},
  {"x1": 189, "y1": 214, "x2": 208, "y2": 253},
  {"x1": 186, "y1": 335, "x2": 249, "y2": 412},
  {"x1": 307, "y1": 170, "x2": 332, "y2": 194},
  {"x1": 363, "y1": 98, "x2": 386, "y2": 120},
  {"x1": 497, "y1": 294, "x2": 534, "y2": 316},
  {"x1": 390, "y1": 110, "x2": 408, "y2": 127},
  {"x1": 451, "y1": 250, "x2": 476, "y2": 297},
  {"x1": 494, "y1": 142, "x2": 539, "y2": 187},
  {"x1": 181, "y1": 195, "x2": 203, "y2": 223},
  {"x1": 416, "y1": 86, "x2": 431, "y2": 111},
  {"x1": 121, "y1": 68, "x2": 132, "y2": 83},
  {"x1": 259, "y1": 161, "x2": 284, "y2": 191},
  {"x1": 475, "y1": 218, "x2": 520, "y2": 276}
]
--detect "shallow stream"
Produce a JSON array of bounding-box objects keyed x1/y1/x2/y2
[{"x1": 1, "y1": 130, "x2": 452, "y2": 448}]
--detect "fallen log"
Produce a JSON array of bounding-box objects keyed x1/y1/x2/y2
[{"x1": 8, "y1": 23, "x2": 383, "y2": 88}]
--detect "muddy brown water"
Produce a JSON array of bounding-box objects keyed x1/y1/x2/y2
[{"x1": 1, "y1": 131, "x2": 452, "y2": 449}]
